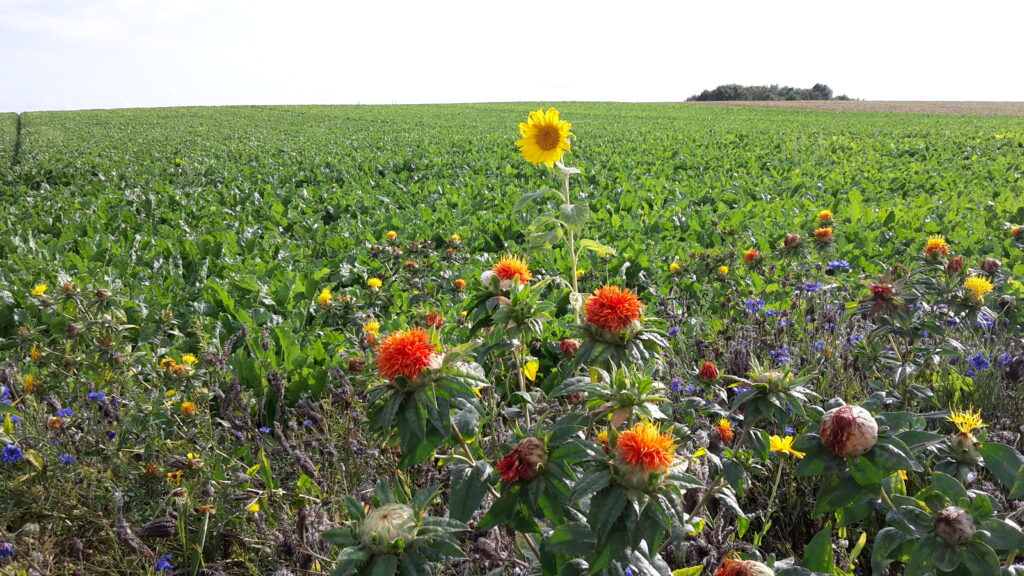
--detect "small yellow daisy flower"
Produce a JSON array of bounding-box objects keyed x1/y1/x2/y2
[
  {"x1": 367, "y1": 278, "x2": 382, "y2": 289},
  {"x1": 769, "y1": 435, "x2": 805, "y2": 459},
  {"x1": 363, "y1": 320, "x2": 381, "y2": 336},
  {"x1": 180, "y1": 401, "x2": 197, "y2": 417},
  {"x1": 669, "y1": 261, "x2": 681, "y2": 273},
  {"x1": 716, "y1": 265, "x2": 729, "y2": 277},
  {"x1": 181, "y1": 353, "x2": 197, "y2": 365},
  {"x1": 386, "y1": 230, "x2": 397, "y2": 241},
  {"x1": 247, "y1": 501, "x2": 261, "y2": 514},
  {"x1": 31, "y1": 283, "x2": 48, "y2": 296}
]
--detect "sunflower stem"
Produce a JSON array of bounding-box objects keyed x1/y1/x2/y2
[{"x1": 562, "y1": 171, "x2": 581, "y2": 324}]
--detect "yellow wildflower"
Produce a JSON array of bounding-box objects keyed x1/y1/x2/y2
[
  {"x1": 363, "y1": 320, "x2": 381, "y2": 336},
  {"x1": 367, "y1": 278, "x2": 382, "y2": 289},
  {"x1": 947, "y1": 407, "x2": 985, "y2": 435},
  {"x1": 31, "y1": 283, "x2": 48, "y2": 296},
  {"x1": 317, "y1": 287, "x2": 332, "y2": 307},
  {"x1": 247, "y1": 501, "x2": 261, "y2": 514},
  {"x1": 180, "y1": 401, "x2": 197, "y2": 417},
  {"x1": 669, "y1": 261, "x2": 681, "y2": 273},
  {"x1": 181, "y1": 353, "x2": 197, "y2": 365},
  {"x1": 716, "y1": 265, "x2": 729, "y2": 277},
  {"x1": 769, "y1": 435, "x2": 805, "y2": 459},
  {"x1": 386, "y1": 230, "x2": 397, "y2": 241},
  {"x1": 964, "y1": 276, "x2": 993, "y2": 303},
  {"x1": 515, "y1": 108, "x2": 573, "y2": 167}
]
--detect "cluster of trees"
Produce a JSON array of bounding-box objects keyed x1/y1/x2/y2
[{"x1": 687, "y1": 83, "x2": 852, "y2": 101}]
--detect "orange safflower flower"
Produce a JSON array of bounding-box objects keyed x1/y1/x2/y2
[
  {"x1": 616, "y1": 421, "x2": 675, "y2": 473},
  {"x1": 180, "y1": 401, "x2": 197, "y2": 417},
  {"x1": 924, "y1": 235, "x2": 949, "y2": 258},
  {"x1": 492, "y1": 255, "x2": 532, "y2": 285},
  {"x1": 715, "y1": 419, "x2": 735, "y2": 444},
  {"x1": 376, "y1": 328, "x2": 437, "y2": 381},
  {"x1": 814, "y1": 228, "x2": 833, "y2": 242},
  {"x1": 743, "y1": 249, "x2": 760, "y2": 263},
  {"x1": 585, "y1": 285, "x2": 643, "y2": 333}
]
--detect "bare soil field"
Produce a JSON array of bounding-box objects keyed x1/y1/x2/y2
[{"x1": 690, "y1": 100, "x2": 1024, "y2": 116}]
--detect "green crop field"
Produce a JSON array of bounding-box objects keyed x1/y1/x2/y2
[{"x1": 1, "y1": 103, "x2": 1023, "y2": 575}]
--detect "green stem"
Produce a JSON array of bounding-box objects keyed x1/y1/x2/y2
[
  {"x1": 561, "y1": 172, "x2": 580, "y2": 324},
  {"x1": 512, "y1": 346, "x2": 531, "y2": 427},
  {"x1": 878, "y1": 486, "x2": 896, "y2": 511}
]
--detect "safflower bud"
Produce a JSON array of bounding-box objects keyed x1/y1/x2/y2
[
  {"x1": 698, "y1": 361, "x2": 719, "y2": 382},
  {"x1": 358, "y1": 503, "x2": 418, "y2": 554},
  {"x1": 934, "y1": 506, "x2": 975, "y2": 547},
  {"x1": 560, "y1": 339, "x2": 579, "y2": 358},
  {"x1": 715, "y1": 556, "x2": 775, "y2": 576},
  {"x1": 783, "y1": 233, "x2": 801, "y2": 248},
  {"x1": 945, "y1": 256, "x2": 964, "y2": 276},
  {"x1": 497, "y1": 437, "x2": 548, "y2": 483},
  {"x1": 981, "y1": 258, "x2": 1001, "y2": 274},
  {"x1": 819, "y1": 405, "x2": 878, "y2": 458}
]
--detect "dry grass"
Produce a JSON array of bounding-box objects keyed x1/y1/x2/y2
[{"x1": 688, "y1": 100, "x2": 1024, "y2": 116}]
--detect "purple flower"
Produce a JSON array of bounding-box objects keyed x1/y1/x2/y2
[
  {"x1": 827, "y1": 260, "x2": 850, "y2": 272},
  {"x1": 669, "y1": 378, "x2": 683, "y2": 392},
  {"x1": 667, "y1": 326, "x2": 681, "y2": 337},
  {"x1": 625, "y1": 568, "x2": 635, "y2": 576},
  {"x1": 2, "y1": 444, "x2": 24, "y2": 464},
  {"x1": 745, "y1": 297, "x2": 766, "y2": 314},
  {"x1": 976, "y1": 313, "x2": 994, "y2": 329},
  {"x1": 770, "y1": 346, "x2": 791, "y2": 366},
  {"x1": 846, "y1": 335, "x2": 863, "y2": 348},
  {"x1": 156, "y1": 554, "x2": 175, "y2": 571},
  {"x1": 302, "y1": 420, "x2": 314, "y2": 427},
  {"x1": 55, "y1": 408, "x2": 73, "y2": 418},
  {"x1": 87, "y1": 391, "x2": 105, "y2": 402},
  {"x1": 813, "y1": 341, "x2": 826, "y2": 352},
  {"x1": 785, "y1": 426, "x2": 795, "y2": 435},
  {"x1": 965, "y1": 370, "x2": 976, "y2": 379},
  {"x1": 733, "y1": 386, "x2": 752, "y2": 394},
  {"x1": 950, "y1": 355, "x2": 960, "y2": 365},
  {"x1": 59, "y1": 453, "x2": 76, "y2": 465},
  {"x1": 799, "y1": 281, "x2": 823, "y2": 293},
  {"x1": 920, "y1": 330, "x2": 930, "y2": 339},
  {"x1": 826, "y1": 323, "x2": 837, "y2": 332},
  {"x1": 946, "y1": 317, "x2": 959, "y2": 328},
  {"x1": 0, "y1": 539, "x2": 12, "y2": 559},
  {"x1": 259, "y1": 426, "x2": 271, "y2": 434},
  {"x1": 0, "y1": 386, "x2": 8, "y2": 401},
  {"x1": 997, "y1": 353, "x2": 1012, "y2": 367},
  {"x1": 106, "y1": 430, "x2": 117, "y2": 440},
  {"x1": 968, "y1": 354, "x2": 991, "y2": 372},
  {"x1": 764, "y1": 309, "x2": 781, "y2": 318}
]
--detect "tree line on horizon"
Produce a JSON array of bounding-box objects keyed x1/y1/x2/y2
[{"x1": 688, "y1": 83, "x2": 852, "y2": 101}]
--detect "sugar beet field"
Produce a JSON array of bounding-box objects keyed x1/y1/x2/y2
[{"x1": 1, "y1": 103, "x2": 1024, "y2": 576}]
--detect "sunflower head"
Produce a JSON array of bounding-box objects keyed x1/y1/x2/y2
[
  {"x1": 492, "y1": 255, "x2": 532, "y2": 288},
  {"x1": 584, "y1": 285, "x2": 643, "y2": 334},
  {"x1": 924, "y1": 234, "x2": 949, "y2": 258},
  {"x1": 615, "y1": 421, "x2": 676, "y2": 489},
  {"x1": 376, "y1": 328, "x2": 439, "y2": 383},
  {"x1": 964, "y1": 275, "x2": 994, "y2": 303},
  {"x1": 515, "y1": 108, "x2": 573, "y2": 167}
]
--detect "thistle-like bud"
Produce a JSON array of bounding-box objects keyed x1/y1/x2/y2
[
  {"x1": 358, "y1": 503, "x2": 418, "y2": 554},
  {"x1": 479, "y1": 270, "x2": 497, "y2": 290},
  {"x1": 347, "y1": 358, "x2": 366, "y2": 373},
  {"x1": 819, "y1": 405, "x2": 878, "y2": 458},
  {"x1": 945, "y1": 256, "x2": 964, "y2": 276},
  {"x1": 560, "y1": 339, "x2": 579, "y2": 358},
  {"x1": 981, "y1": 258, "x2": 1001, "y2": 274},
  {"x1": 934, "y1": 506, "x2": 975, "y2": 547},
  {"x1": 949, "y1": 432, "x2": 980, "y2": 465},
  {"x1": 497, "y1": 437, "x2": 548, "y2": 483},
  {"x1": 783, "y1": 233, "x2": 801, "y2": 248},
  {"x1": 698, "y1": 361, "x2": 719, "y2": 382}
]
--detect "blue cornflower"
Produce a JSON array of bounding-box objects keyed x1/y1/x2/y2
[
  {"x1": 669, "y1": 378, "x2": 683, "y2": 392},
  {"x1": 997, "y1": 353, "x2": 1012, "y2": 367},
  {"x1": 683, "y1": 384, "x2": 701, "y2": 396},
  {"x1": 950, "y1": 355, "x2": 960, "y2": 365},
  {"x1": 813, "y1": 341, "x2": 826, "y2": 352},
  {"x1": 968, "y1": 354, "x2": 991, "y2": 372},
  {"x1": 87, "y1": 391, "x2": 105, "y2": 402},
  {"x1": 976, "y1": 313, "x2": 994, "y2": 329},
  {"x1": 745, "y1": 297, "x2": 766, "y2": 314},
  {"x1": 302, "y1": 420, "x2": 314, "y2": 427},
  {"x1": 106, "y1": 430, "x2": 117, "y2": 440},
  {"x1": 778, "y1": 318, "x2": 790, "y2": 328},
  {"x1": 0, "y1": 539, "x2": 12, "y2": 558},
  {"x1": 920, "y1": 330, "x2": 930, "y2": 339},
  {"x1": 0, "y1": 386, "x2": 8, "y2": 401},
  {"x1": 946, "y1": 317, "x2": 959, "y2": 327},
  {"x1": 784, "y1": 426, "x2": 795, "y2": 435},
  {"x1": 59, "y1": 453, "x2": 76, "y2": 465},
  {"x1": 846, "y1": 335, "x2": 863, "y2": 348},
  {"x1": 965, "y1": 370, "x2": 976, "y2": 379},
  {"x1": 110, "y1": 396, "x2": 121, "y2": 408},
  {"x1": 770, "y1": 347, "x2": 791, "y2": 366},
  {"x1": 800, "y1": 281, "x2": 823, "y2": 293},
  {"x1": 55, "y1": 408, "x2": 73, "y2": 418},
  {"x1": 625, "y1": 568, "x2": 635, "y2": 576},
  {"x1": 667, "y1": 326, "x2": 681, "y2": 337},
  {"x1": 764, "y1": 309, "x2": 781, "y2": 318},
  {"x1": 7, "y1": 415, "x2": 20, "y2": 424},
  {"x1": 733, "y1": 386, "x2": 752, "y2": 394},
  {"x1": 826, "y1": 323, "x2": 837, "y2": 332},
  {"x1": 259, "y1": 426, "x2": 271, "y2": 434},
  {"x1": 156, "y1": 554, "x2": 175, "y2": 571},
  {"x1": 2, "y1": 444, "x2": 24, "y2": 464},
  {"x1": 827, "y1": 260, "x2": 851, "y2": 272}
]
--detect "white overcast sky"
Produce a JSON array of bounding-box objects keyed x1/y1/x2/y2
[{"x1": 1, "y1": 0, "x2": 1022, "y2": 112}]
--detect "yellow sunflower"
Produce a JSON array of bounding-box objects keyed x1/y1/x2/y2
[{"x1": 515, "y1": 108, "x2": 573, "y2": 167}]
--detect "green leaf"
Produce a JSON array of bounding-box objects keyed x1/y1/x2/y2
[
  {"x1": 571, "y1": 469, "x2": 612, "y2": 501},
  {"x1": 331, "y1": 546, "x2": 370, "y2": 576},
  {"x1": 848, "y1": 455, "x2": 884, "y2": 488},
  {"x1": 903, "y1": 536, "x2": 940, "y2": 576},
  {"x1": 803, "y1": 523, "x2": 835, "y2": 573},
  {"x1": 871, "y1": 527, "x2": 908, "y2": 576},
  {"x1": 670, "y1": 567, "x2": 704, "y2": 576},
  {"x1": 1010, "y1": 465, "x2": 1024, "y2": 499},
  {"x1": 559, "y1": 202, "x2": 590, "y2": 233},
  {"x1": 547, "y1": 522, "x2": 596, "y2": 557},
  {"x1": 588, "y1": 486, "x2": 627, "y2": 540},
  {"x1": 981, "y1": 517, "x2": 1024, "y2": 551},
  {"x1": 961, "y1": 541, "x2": 1000, "y2": 576},
  {"x1": 978, "y1": 443, "x2": 1024, "y2": 491},
  {"x1": 577, "y1": 238, "x2": 616, "y2": 256},
  {"x1": 365, "y1": 553, "x2": 399, "y2": 576},
  {"x1": 931, "y1": 542, "x2": 961, "y2": 572},
  {"x1": 449, "y1": 461, "x2": 492, "y2": 523},
  {"x1": 812, "y1": 475, "x2": 864, "y2": 516},
  {"x1": 870, "y1": 436, "x2": 922, "y2": 473}
]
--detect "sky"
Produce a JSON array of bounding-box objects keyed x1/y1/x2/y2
[{"x1": 1, "y1": 0, "x2": 1022, "y2": 112}]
